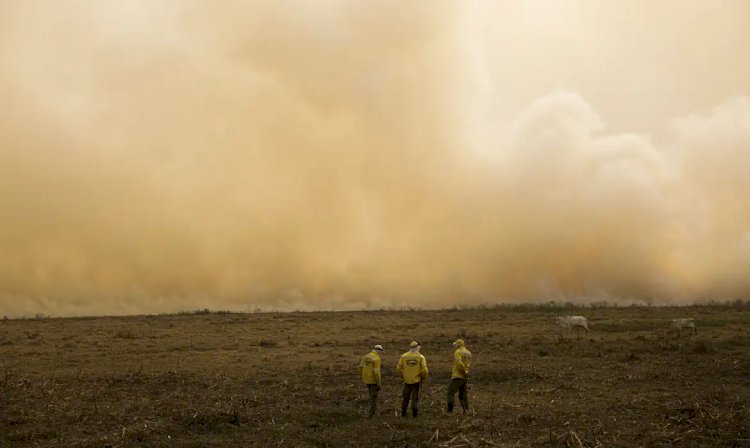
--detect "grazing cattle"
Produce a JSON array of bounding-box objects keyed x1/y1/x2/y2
[
  {"x1": 670, "y1": 318, "x2": 696, "y2": 337},
  {"x1": 556, "y1": 315, "x2": 589, "y2": 333}
]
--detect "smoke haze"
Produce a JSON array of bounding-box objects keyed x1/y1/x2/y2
[{"x1": 1, "y1": 1, "x2": 749, "y2": 316}]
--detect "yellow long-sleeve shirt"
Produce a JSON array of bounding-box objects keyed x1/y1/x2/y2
[
  {"x1": 396, "y1": 351, "x2": 428, "y2": 384},
  {"x1": 359, "y1": 351, "x2": 382, "y2": 386},
  {"x1": 451, "y1": 346, "x2": 472, "y2": 379}
]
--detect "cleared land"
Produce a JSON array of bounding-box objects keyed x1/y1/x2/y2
[{"x1": 1, "y1": 305, "x2": 749, "y2": 447}]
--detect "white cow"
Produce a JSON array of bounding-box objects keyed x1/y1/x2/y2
[
  {"x1": 670, "y1": 318, "x2": 696, "y2": 337},
  {"x1": 556, "y1": 315, "x2": 589, "y2": 333}
]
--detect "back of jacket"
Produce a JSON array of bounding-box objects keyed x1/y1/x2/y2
[
  {"x1": 451, "y1": 347, "x2": 472, "y2": 379},
  {"x1": 396, "y1": 352, "x2": 428, "y2": 384},
  {"x1": 359, "y1": 351, "x2": 381, "y2": 385}
]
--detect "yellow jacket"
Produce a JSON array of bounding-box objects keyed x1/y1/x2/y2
[
  {"x1": 359, "y1": 351, "x2": 382, "y2": 386},
  {"x1": 451, "y1": 345, "x2": 472, "y2": 379},
  {"x1": 396, "y1": 351, "x2": 428, "y2": 384}
]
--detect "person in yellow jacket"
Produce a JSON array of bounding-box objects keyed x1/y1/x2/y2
[
  {"x1": 359, "y1": 344, "x2": 384, "y2": 417},
  {"x1": 446, "y1": 339, "x2": 472, "y2": 413},
  {"x1": 396, "y1": 341, "x2": 428, "y2": 417}
]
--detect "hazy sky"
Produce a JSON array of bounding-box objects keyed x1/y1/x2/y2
[{"x1": 1, "y1": 1, "x2": 749, "y2": 316}]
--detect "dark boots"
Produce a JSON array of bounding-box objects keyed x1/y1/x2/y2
[
  {"x1": 401, "y1": 403, "x2": 419, "y2": 417},
  {"x1": 447, "y1": 399, "x2": 468, "y2": 413}
]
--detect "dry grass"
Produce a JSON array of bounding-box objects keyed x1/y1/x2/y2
[{"x1": 1, "y1": 305, "x2": 749, "y2": 447}]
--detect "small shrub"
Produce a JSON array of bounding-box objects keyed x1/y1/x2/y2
[
  {"x1": 177, "y1": 308, "x2": 219, "y2": 316},
  {"x1": 617, "y1": 351, "x2": 640, "y2": 362},
  {"x1": 113, "y1": 328, "x2": 138, "y2": 339},
  {"x1": 692, "y1": 341, "x2": 714, "y2": 354},
  {"x1": 259, "y1": 338, "x2": 278, "y2": 348}
]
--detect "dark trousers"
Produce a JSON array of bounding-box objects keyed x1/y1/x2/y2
[
  {"x1": 447, "y1": 378, "x2": 468, "y2": 412},
  {"x1": 366, "y1": 384, "x2": 379, "y2": 416},
  {"x1": 401, "y1": 382, "x2": 421, "y2": 417}
]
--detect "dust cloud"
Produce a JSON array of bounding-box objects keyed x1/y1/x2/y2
[{"x1": 1, "y1": 1, "x2": 749, "y2": 316}]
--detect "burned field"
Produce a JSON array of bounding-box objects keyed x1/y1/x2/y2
[{"x1": 1, "y1": 305, "x2": 749, "y2": 447}]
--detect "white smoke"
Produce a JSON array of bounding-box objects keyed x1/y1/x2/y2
[{"x1": 0, "y1": 2, "x2": 749, "y2": 316}]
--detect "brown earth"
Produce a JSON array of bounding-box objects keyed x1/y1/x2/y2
[{"x1": 1, "y1": 304, "x2": 749, "y2": 447}]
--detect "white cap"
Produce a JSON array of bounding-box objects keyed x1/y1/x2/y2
[{"x1": 373, "y1": 344, "x2": 384, "y2": 352}]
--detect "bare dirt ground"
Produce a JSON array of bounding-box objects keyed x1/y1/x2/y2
[{"x1": 1, "y1": 304, "x2": 749, "y2": 447}]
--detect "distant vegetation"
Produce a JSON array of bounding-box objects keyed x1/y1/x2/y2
[{"x1": 4, "y1": 299, "x2": 749, "y2": 321}]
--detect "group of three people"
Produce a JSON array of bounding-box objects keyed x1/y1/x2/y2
[{"x1": 358, "y1": 339, "x2": 472, "y2": 417}]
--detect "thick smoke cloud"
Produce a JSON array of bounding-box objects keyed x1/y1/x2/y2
[{"x1": 1, "y1": 1, "x2": 749, "y2": 316}]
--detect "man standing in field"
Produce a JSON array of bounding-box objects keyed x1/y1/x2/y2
[
  {"x1": 446, "y1": 338, "x2": 471, "y2": 413},
  {"x1": 359, "y1": 344, "x2": 384, "y2": 417},
  {"x1": 396, "y1": 341, "x2": 428, "y2": 417}
]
